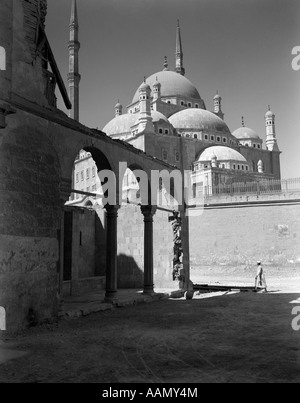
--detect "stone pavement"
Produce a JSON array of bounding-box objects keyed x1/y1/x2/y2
[
  {"x1": 1, "y1": 290, "x2": 300, "y2": 383},
  {"x1": 59, "y1": 289, "x2": 173, "y2": 319}
]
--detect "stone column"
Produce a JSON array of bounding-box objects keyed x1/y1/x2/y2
[
  {"x1": 104, "y1": 205, "x2": 120, "y2": 303},
  {"x1": 141, "y1": 206, "x2": 157, "y2": 295},
  {"x1": 59, "y1": 210, "x2": 65, "y2": 296},
  {"x1": 59, "y1": 177, "x2": 73, "y2": 297}
]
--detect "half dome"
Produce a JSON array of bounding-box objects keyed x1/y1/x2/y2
[
  {"x1": 132, "y1": 71, "x2": 201, "y2": 104},
  {"x1": 102, "y1": 111, "x2": 171, "y2": 136},
  {"x1": 233, "y1": 127, "x2": 261, "y2": 140},
  {"x1": 169, "y1": 108, "x2": 231, "y2": 135},
  {"x1": 102, "y1": 114, "x2": 138, "y2": 136},
  {"x1": 198, "y1": 146, "x2": 247, "y2": 163}
]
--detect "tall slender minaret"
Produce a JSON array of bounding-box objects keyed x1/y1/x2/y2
[
  {"x1": 68, "y1": 0, "x2": 81, "y2": 121},
  {"x1": 265, "y1": 106, "x2": 279, "y2": 151},
  {"x1": 175, "y1": 20, "x2": 185, "y2": 76}
]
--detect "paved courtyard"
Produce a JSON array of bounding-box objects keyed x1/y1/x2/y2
[{"x1": 0, "y1": 288, "x2": 300, "y2": 383}]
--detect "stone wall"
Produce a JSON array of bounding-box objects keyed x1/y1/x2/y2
[
  {"x1": 189, "y1": 201, "x2": 300, "y2": 273},
  {"x1": 61, "y1": 204, "x2": 175, "y2": 293},
  {"x1": 0, "y1": 112, "x2": 61, "y2": 332},
  {"x1": 0, "y1": 235, "x2": 59, "y2": 331},
  {"x1": 117, "y1": 205, "x2": 174, "y2": 289},
  {"x1": 62, "y1": 207, "x2": 107, "y2": 297}
]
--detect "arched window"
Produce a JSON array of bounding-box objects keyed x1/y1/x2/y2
[
  {"x1": 162, "y1": 149, "x2": 168, "y2": 161},
  {"x1": 0, "y1": 47, "x2": 6, "y2": 71}
]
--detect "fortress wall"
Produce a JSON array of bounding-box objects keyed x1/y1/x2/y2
[{"x1": 189, "y1": 201, "x2": 300, "y2": 274}]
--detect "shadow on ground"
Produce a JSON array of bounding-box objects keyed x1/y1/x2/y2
[{"x1": 0, "y1": 292, "x2": 299, "y2": 383}]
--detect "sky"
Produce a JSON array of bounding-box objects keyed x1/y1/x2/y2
[{"x1": 46, "y1": 0, "x2": 300, "y2": 179}]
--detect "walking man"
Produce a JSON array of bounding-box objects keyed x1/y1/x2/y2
[{"x1": 255, "y1": 261, "x2": 267, "y2": 292}]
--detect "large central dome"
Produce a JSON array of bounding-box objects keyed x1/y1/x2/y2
[{"x1": 132, "y1": 71, "x2": 201, "y2": 104}]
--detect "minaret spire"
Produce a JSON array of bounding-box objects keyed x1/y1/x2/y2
[
  {"x1": 175, "y1": 19, "x2": 185, "y2": 76},
  {"x1": 68, "y1": 0, "x2": 81, "y2": 121}
]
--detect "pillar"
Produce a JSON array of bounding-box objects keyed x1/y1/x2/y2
[
  {"x1": 104, "y1": 205, "x2": 120, "y2": 303},
  {"x1": 141, "y1": 206, "x2": 157, "y2": 295}
]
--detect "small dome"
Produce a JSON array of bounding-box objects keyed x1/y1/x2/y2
[
  {"x1": 153, "y1": 78, "x2": 161, "y2": 88},
  {"x1": 214, "y1": 92, "x2": 221, "y2": 100},
  {"x1": 168, "y1": 108, "x2": 231, "y2": 135},
  {"x1": 132, "y1": 70, "x2": 201, "y2": 104},
  {"x1": 233, "y1": 127, "x2": 261, "y2": 140},
  {"x1": 265, "y1": 109, "x2": 274, "y2": 118},
  {"x1": 198, "y1": 146, "x2": 247, "y2": 163},
  {"x1": 139, "y1": 81, "x2": 151, "y2": 92},
  {"x1": 115, "y1": 101, "x2": 122, "y2": 108}
]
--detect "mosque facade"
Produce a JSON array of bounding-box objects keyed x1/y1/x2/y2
[{"x1": 69, "y1": 11, "x2": 281, "y2": 207}]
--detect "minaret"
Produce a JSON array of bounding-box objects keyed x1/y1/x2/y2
[
  {"x1": 213, "y1": 91, "x2": 224, "y2": 120},
  {"x1": 175, "y1": 20, "x2": 185, "y2": 76},
  {"x1": 115, "y1": 100, "x2": 123, "y2": 117},
  {"x1": 265, "y1": 106, "x2": 279, "y2": 151},
  {"x1": 138, "y1": 78, "x2": 154, "y2": 133},
  {"x1": 68, "y1": 0, "x2": 81, "y2": 121},
  {"x1": 152, "y1": 77, "x2": 161, "y2": 101}
]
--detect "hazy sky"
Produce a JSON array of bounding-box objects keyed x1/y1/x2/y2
[{"x1": 46, "y1": 0, "x2": 300, "y2": 179}]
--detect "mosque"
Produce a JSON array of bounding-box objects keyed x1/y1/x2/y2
[{"x1": 68, "y1": 4, "x2": 281, "y2": 207}]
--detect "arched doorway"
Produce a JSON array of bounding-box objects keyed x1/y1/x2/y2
[{"x1": 62, "y1": 147, "x2": 116, "y2": 299}]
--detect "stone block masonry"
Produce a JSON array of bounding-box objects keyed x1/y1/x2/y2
[
  {"x1": 0, "y1": 235, "x2": 59, "y2": 332},
  {"x1": 190, "y1": 201, "x2": 300, "y2": 271},
  {"x1": 117, "y1": 205, "x2": 174, "y2": 289}
]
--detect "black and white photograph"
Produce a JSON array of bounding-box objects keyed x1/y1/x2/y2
[{"x1": 0, "y1": 0, "x2": 299, "y2": 386}]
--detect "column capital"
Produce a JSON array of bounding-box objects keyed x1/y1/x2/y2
[
  {"x1": 59, "y1": 177, "x2": 72, "y2": 205},
  {"x1": 105, "y1": 204, "x2": 120, "y2": 215},
  {"x1": 141, "y1": 205, "x2": 157, "y2": 220}
]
